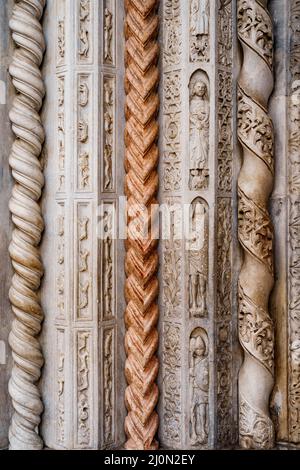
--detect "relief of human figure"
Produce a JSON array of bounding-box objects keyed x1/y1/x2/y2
[
  {"x1": 104, "y1": 7, "x2": 113, "y2": 63},
  {"x1": 190, "y1": 0, "x2": 209, "y2": 37},
  {"x1": 188, "y1": 201, "x2": 207, "y2": 317},
  {"x1": 189, "y1": 328, "x2": 209, "y2": 445},
  {"x1": 189, "y1": 78, "x2": 209, "y2": 189}
]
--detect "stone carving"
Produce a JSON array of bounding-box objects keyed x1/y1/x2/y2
[
  {"x1": 77, "y1": 209, "x2": 92, "y2": 320},
  {"x1": 237, "y1": 0, "x2": 275, "y2": 449},
  {"x1": 163, "y1": 200, "x2": 182, "y2": 318},
  {"x1": 57, "y1": 20, "x2": 65, "y2": 61},
  {"x1": 216, "y1": 198, "x2": 234, "y2": 444},
  {"x1": 77, "y1": 331, "x2": 91, "y2": 447},
  {"x1": 104, "y1": 3, "x2": 113, "y2": 64},
  {"x1": 289, "y1": 1, "x2": 300, "y2": 443},
  {"x1": 79, "y1": 0, "x2": 91, "y2": 60},
  {"x1": 218, "y1": 0, "x2": 232, "y2": 67},
  {"x1": 189, "y1": 328, "x2": 209, "y2": 445},
  {"x1": 189, "y1": 71, "x2": 209, "y2": 190},
  {"x1": 77, "y1": 76, "x2": 91, "y2": 192},
  {"x1": 56, "y1": 329, "x2": 66, "y2": 445},
  {"x1": 124, "y1": 0, "x2": 159, "y2": 450},
  {"x1": 103, "y1": 329, "x2": 114, "y2": 445},
  {"x1": 56, "y1": 209, "x2": 65, "y2": 318},
  {"x1": 102, "y1": 206, "x2": 114, "y2": 319},
  {"x1": 190, "y1": 0, "x2": 209, "y2": 62},
  {"x1": 163, "y1": 71, "x2": 182, "y2": 192},
  {"x1": 8, "y1": 0, "x2": 46, "y2": 450},
  {"x1": 103, "y1": 77, "x2": 114, "y2": 192},
  {"x1": 163, "y1": 0, "x2": 182, "y2": 66},
  {"x1": 218, "y1": 70, "x2": 232, "y2": 193},
  {"x1": 162, "y1": 323, "x2": 181, "y2": 445},
  {"x1": 187, "y1": 198, "x2": 208, "y2": 318},
  {"x1": 57, "y1": 76, "x2": 65, "y2": 191}
]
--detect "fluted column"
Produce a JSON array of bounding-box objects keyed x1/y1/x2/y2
[
  {"x1": 237, "y1": 0, "x2": 275, "y2": 449},
  {"x1": 8, "y1": 0, "x2": 46, "y2": 450},
  {"x1": 124, "y1": 0, "x2": 159, "y2": 450}
]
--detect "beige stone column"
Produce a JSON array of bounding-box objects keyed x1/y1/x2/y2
[
  {"x1": 41, "y1": 0, "x2": 125, "y2": 449},
  {"x1": 158, "y1": 0, "x2": 237, "y2": 449},
  {"x1": 237, "y1": 0, "x2": 275, "y2": 449}
]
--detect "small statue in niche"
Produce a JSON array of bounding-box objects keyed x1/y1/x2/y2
[
  {"x1": 189, "y1": 328, "x2": 209, "y2": 445},
  {"x1": 190, "y1": 0, "x2": 209, "y2": 62},
  {"x1": 189, "y1": 78, "x2": 209, "y2": 190},
  {"x1": 104, "y1": 7, "x2": 113, "y2": 63},
  {"x1": 190, "y1": 0, "x2": 209, "y2": 36},
  {"x1": 188, "y1": 200, "x2": 207, "y2": 317}
]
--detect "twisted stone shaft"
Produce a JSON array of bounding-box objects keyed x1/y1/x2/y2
[
  {"x1": 237, "y1": 0, "x2": 275, "y2": 449},
  {"x1": 8, "y1": 0, "x2": 46, "y2": 450},
  {"x1": 124, "y1": 0, "x2": 159, "y2": 450}
]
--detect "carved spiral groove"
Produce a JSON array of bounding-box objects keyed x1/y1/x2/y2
[
  {"x1": 8, "y1": 0, "x2": 46, "y2": 450},
  {"x1": 237, "y1": 0, "x2": 275, "y2": 449},
  {"x1": 124, "y1": 0, "x2": 159, "y2": 450}
]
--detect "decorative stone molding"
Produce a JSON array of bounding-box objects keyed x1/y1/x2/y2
[
  {"x1": 237, "y1": 0, "x2": 275, "y2": 449},
  {"x1": 8, "y1": 0, "x2": 46, "y2": 450},
  {"x1": 124, "y1": 0, "x2": 160, "y2": 450},
  {"x1": 288, "y1": 0, "x2": 300, "y2": 445}
]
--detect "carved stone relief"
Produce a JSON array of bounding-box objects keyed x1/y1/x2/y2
[
  {"x1": 237, "y1": 0, "x2": 275, "y2": 449},
  {"x1": 79, "y1": 0, "x2": 92, "y2": 62},
  {"x1": 189, "y1": 328, "x2": 209, "y2": 446},
  {"x1": 163, "y1": 0, "x2": 182, "y2": 66},
  {"x1": 289, "y1": 0, "x2": 300, "y2": 444},
  {"x1": 189, "y1": 71, "x2": 209, "y2": 191},
  {"x1": 103, "y1": 328, "x2": 114, "y2": 446},
  {"x1": 76, "y1": 330, "x2": 92, "y2": 447},
  {"x1": 103, "y1": 77, "x2": 115, "y2": 192},
  {"x1": 104, "y1": 0, "x2": 114, "y2": 65},
  {"x1": 187, "y1": 198, "x2": 208, "y2": 318},
  {"x1": 190, "y1": 0, "x2": 209, "y2": 63},
  {"x1": 77, "y1": 75, "x2": 92, "y2": 192},
  {"x1": 162, "y1": 323, "x2": 182, "y2": 445}
]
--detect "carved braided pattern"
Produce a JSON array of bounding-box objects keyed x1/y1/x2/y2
[
  {"x1": 237, "y1": 0, "x2": 275, "y2": 449},
  {"x1": 8, "y1": 0, "x2": 46, "y2": 450},
  {"x1": 124, "y1": 0, "x2": 159, "y2": 450}
]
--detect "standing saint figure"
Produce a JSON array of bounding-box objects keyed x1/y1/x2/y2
[
  {"x1": 190, "y1": 329, "x2": 209, "y2": 445},
  {"x1": 190, "y1": 79, "x2": 209, "y2": 172},
  {"x1": 190, "y1": 0, "x2": 209, "y2": 37},
  {"x1": 188, "y1": 201, "x2": 207, "y2": 317},
  {"x1": 104, "y1": 7, "x2": 113, "y2": 63}
]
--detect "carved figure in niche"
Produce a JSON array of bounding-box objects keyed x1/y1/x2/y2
[
  {"x1": 190, "y1": 0, "x2": 209, "y2": 62},
  {"x1": 78, "y1": 119, "x2": 88, "y2": 143},
  {"x1": 79, "y1": 82, "x2": 89, "y2": 107},
  {"x1": 103, "y1": 210, "x2": 113, "y2": 317},
  {"x1": 189, "y1": 75, "x2": 209, "y2": 190},
  {"x1": 189, "y1": 328, "x2": 209, "y2": 445},
  {"x1": 188, "y1": 199, "x2": 208, "y2": 317},
  {"x1": 79, "y1": 152, "x2": 90, "y2": 188},
  {"x1": 79, "y1": 26, "x2": 89, "y2": 58},
  {"x1": 104, "y1": 7, "x2": 113, "y2": 63},
  {"x1": 104, "y1": 331, "x2": 113, "y2": 442},
  {"x1": 79, "y1": 280, "x2": 90, "y2": 310}
]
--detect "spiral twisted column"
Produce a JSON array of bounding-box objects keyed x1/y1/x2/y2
[
  {"x1": 124, "y1": 0, "x2": 159, "y2": 450},
  {"x1": 8, "y1": 0, "x2": 46, "y2": 450},
  {"x1": 237, "y1": 0, "x2": 275, "y2": 449}
]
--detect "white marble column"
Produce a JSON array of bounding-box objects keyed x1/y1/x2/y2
[{"x1": 41, "y1": 0, "x2": 125, "y2": 449}]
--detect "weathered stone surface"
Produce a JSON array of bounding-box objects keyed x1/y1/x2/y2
[{"x1": 0, "y1": 0, "x2": 14, "y2": 451}]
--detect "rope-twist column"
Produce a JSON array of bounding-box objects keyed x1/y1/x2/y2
[
  {"x1": 8, "y1": 0, "x2": 46, "y2": 450},
  {"x1": 237, "y1": 0, "x2": 275, "y2": 449},
  {"x1": 124, "y1": 0, "x2": 159, "y2": 450}
]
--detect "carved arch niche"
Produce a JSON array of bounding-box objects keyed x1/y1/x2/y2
[
  {"x1": 187, "y1": 197, "x2": 209, "y2": 319},
  {"x1": 188, "y1": 70, "x2": 210, "y2": 191},
  {"x1": 189, "y1": 327, "x2": 209, "y2": 446}
]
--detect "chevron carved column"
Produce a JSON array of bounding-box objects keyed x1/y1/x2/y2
[
  {"x1": 8, "y1": 0, "x2": 46, "y2": 450},
  {"x1": 237, "y1": 0, "x2": 275, "y2": 449},
  {"x1": 124, "y1": 0, "x2": 160, "y2": 450}
]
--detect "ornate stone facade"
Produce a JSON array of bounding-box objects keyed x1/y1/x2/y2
[{"x1": 0, "y1": 0, "x2": 300, "y2": 452}]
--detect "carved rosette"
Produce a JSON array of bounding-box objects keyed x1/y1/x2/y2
[
  {"x1": 124, "y1": 0, "x2": 159, "y2": 450},
  {"x1": 8, "y1": 0, "x2": 46, "y2": 449},
  {"x1": 237, "y1": 0, "x2": 275, "y2": 449}
]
